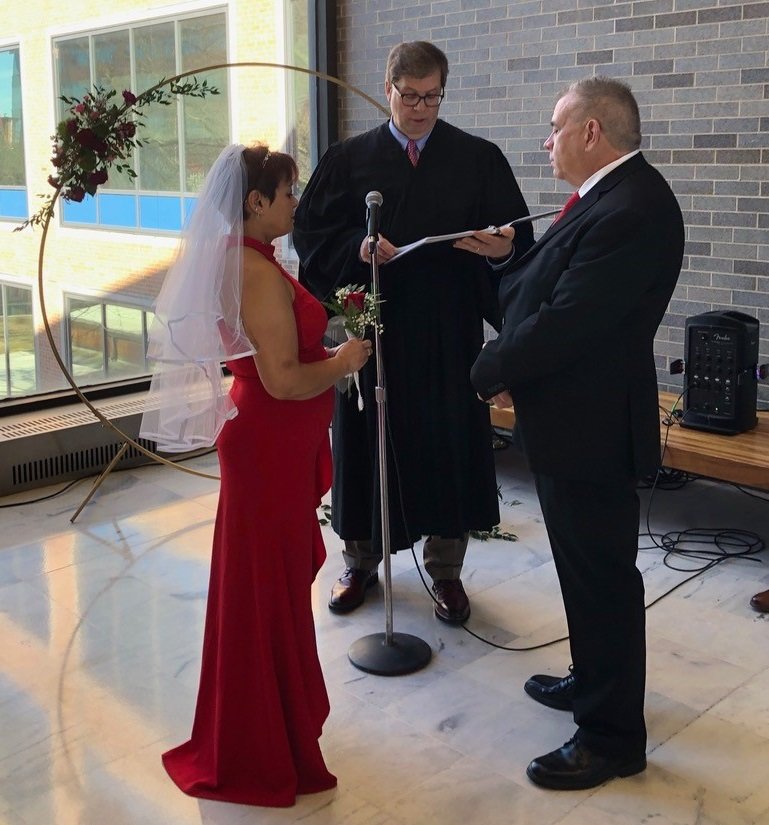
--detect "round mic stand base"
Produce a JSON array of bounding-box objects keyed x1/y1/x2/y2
[{"x1": 348, "y1": 632, "x2": 432, "y2": 676}]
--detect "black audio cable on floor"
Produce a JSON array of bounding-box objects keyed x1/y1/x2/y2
[{"x1": 425, "y1": 393, "x2": 765, "y2": 652}]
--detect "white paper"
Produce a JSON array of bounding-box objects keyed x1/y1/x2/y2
[
  {"x1": 384, "y1": 209, "x2": 561, "y2": 265},
  {"x1": 386, "y1": 228, "x2": 489, "y2": 263}
]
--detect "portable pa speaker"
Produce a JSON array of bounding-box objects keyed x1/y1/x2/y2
[{"x1": 682, "y1": 310, "x2": 759, "y2": 435}]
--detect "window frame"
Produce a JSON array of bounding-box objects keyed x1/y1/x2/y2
[
  {"x1": 64, "y1": 292, "x2": 154, "y2": 387},
  {"x1": 1, "y1": 0, "x2": 331, "y2": 414},
  {"x1": 0, "y1": 42, "x2": 28, "y2": 221},
  {"x1": 51, "y1": 7, "x2": 231, "y2": 235},
  {"x1": 0, "y1": 279, "x2": 36, "y2": 400}
]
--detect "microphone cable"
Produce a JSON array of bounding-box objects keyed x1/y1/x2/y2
[
  {"x1": 388, "y1": 384, "x2": 766, "y2": 653},
  {"x1": 379, "y1": 375, "x2": 570, "y2": 651}
]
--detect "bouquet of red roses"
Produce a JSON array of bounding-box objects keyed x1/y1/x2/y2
[
  {"x1": 324, "y1": 284, "x2": 383, "y2": 338},
  {"x1": 324, "y1": 284, "x2": 383, "y2": 409}
]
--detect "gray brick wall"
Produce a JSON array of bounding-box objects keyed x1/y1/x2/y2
[{"x1": 336, "y1": 0, "x2": 769, "y2": 405}]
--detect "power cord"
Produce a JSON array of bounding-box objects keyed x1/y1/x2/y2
[
  {"x1": 0, "y1": 476, "x2": 85, "y2": 508},
  {"x1": 412, "y1": 389, "x2": 765, "y2": 652},
  {"x1": 656, "y1": 528, "x2": 763, "y2": 574},
  {"x1": 330, "y1": 374, "x2": 765, "y2": 651},
  {"x1": 637, "y1": 393, "x2": 766, "y2": 607}
]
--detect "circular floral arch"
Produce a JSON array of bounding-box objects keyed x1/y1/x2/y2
[{"x1": 32, "y1": 62, "x2": 389, "y2": 483}]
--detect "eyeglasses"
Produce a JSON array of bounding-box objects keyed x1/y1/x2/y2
[{"x1": 391, "y1": 84, "x2": 444, "y2": 108}]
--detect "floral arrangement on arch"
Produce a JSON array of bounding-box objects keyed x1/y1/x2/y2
[{"x1": 17, "y1": 77, "x2": 219, "y2": 231}]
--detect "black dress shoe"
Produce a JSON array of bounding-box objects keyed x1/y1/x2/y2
[
  {"x1": 526, "y1": 738, "x2": 646, "y2": 791},
  {"x1": 524, "y1": 667, "x2": 576, "y2": 711},
  {"x1": 432, "y1": 579, "x2": 470, "y2": 624},
  {"x1": 750, "y1": 588, "x2": 769, "y2": 613},
  {"x1": 328, "y1": 568, "x2": 378, "y2": 614}
]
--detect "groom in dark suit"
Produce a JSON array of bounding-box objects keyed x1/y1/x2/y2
[{"x1": 471, "y1": 77, "x2": 684, "y2": 790}]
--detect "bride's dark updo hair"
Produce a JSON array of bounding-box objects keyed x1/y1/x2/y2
[{"x1": 241, "y1": 144, "x2": 298, "y2": 215}]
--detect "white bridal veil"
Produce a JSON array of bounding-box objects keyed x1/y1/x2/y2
[{"x1": 140, "y1": 144, "x2": 256, "y2": 452}]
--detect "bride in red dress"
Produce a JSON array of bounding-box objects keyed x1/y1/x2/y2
[{"x1": 141, "y1": 144, "x2": 372, "y2": 806}]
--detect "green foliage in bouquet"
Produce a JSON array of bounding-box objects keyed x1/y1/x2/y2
[{"x1": 324, "y1": 284, "x2": 384, "y2": 338}]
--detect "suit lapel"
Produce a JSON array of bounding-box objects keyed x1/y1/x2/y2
[{"x1": 510, "y1": 153, "x2": 649, "y2": 271}]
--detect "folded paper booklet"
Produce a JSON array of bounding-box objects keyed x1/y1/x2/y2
[{"x1": 385, "y1": 208, "x2": 561, "y2": 264}]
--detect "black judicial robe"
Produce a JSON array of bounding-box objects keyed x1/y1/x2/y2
[{"x1": 293, "y1": 119, "x2": 533, "y2": 551}]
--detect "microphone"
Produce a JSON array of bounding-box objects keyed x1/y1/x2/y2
[{"x1": 366, "y1": 190, "x2": 383, "y2": 244}]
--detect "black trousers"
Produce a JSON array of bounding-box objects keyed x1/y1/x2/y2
[{"x1": 533, "y1": 472, "x2": 647, "y2": 758}]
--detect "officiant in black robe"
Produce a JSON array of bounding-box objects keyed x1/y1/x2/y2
[{"x1": 293, "y1": 41, "x2": 533, "y2": 623}]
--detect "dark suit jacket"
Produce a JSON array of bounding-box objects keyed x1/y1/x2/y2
[{"x1": 471, "y1": 153, "x2": 684, "y2": 481}]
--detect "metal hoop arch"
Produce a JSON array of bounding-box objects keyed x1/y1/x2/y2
[{"x1": 35, "y1": 62, "x2": 389, "y2": 481}]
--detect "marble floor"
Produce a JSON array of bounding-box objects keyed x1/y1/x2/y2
[{"x1": 1, "y1": 442, "x2": 768, "y2": 825}]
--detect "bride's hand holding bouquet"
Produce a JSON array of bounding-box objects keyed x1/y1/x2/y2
[{"x1": 325, "y1": 285, "x2": 383, "y2": 410}]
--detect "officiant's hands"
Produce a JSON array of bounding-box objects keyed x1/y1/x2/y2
[
  {"x1": 359, "y1": 233, "x2": 398, "y2": 264},
  {"x1": 454, "y1": 225, "x2": 515, "y2": 260}
]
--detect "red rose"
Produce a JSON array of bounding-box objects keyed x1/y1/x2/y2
[
  {"x1": 76, "y1": 128, "x2": 108, "y2": 155},
  {"x1": 66, "y1": 186, "x2": 86, "y2": 202},
  {"x1": 122, "y1": 90, "x2": 137, "y2": 106},
  {"x1": 118, "y1": 121, "x2": 136, "y2": 138},
  {"x1": 344, "y1": 292, "x2": 366, "y2": 312},
  {"x1": 47, "y1": 174, "x2": 61, "y2": 189}
]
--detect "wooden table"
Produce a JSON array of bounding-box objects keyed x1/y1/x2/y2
[{"x1": 490, "y1": 390, "x2": 769, "y2": 492}]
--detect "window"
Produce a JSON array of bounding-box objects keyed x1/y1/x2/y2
[
  {"x1": 284, "y1": 0, "x2": 312, "y2": 192},
  {"x1": 66, "y1": 296, "x2": 153, "y2": 384},
  {"x1": 0, "y1": 283, "x2": 35, "y2": 399},
  {"x1": 52, "y1": 11, "x2": 229, "y2": 232},
  {"x1": 0, "y1": 46, "x2": 27, "y2": 220}
]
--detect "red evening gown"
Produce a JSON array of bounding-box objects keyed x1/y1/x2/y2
[{"x1": 162, "y1": 237, "x2": 337, "y2": 806}]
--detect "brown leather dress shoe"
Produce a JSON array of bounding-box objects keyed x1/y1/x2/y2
[
  {"x1": 328, "y1": 568, "x2": 378, "y2": 614},
  {"x1": 432, "y1": 579, "x2": 470, "y2": 624},
  {"x1": 750, "y1": 588, "x2": 769, "y2": 613},
  {"x1": 526, "y1": 737, "x2": 646, "y2": 791}
]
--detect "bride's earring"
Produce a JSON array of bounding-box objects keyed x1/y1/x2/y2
[{"x1": 248, "y1": 190, "x2": 263, "y2": 218}]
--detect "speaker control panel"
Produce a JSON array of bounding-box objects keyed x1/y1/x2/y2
[
  {"x1": 688, "y1": 330, "x2": 738, "y2": 417},
  {"x1": 682, "y1": 310, "x2": 758, "y2": 435}
]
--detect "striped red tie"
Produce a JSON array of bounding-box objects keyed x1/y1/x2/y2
[
  {"x1": 553, "y1": 191, "x2": 580, "y2": 223},
  {"x1": 406, "y1": 139, "x2": 419, "y2": 167}
]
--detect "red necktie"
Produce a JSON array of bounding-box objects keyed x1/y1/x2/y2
[
  {"x1": 406, "y1": 139, "x2": 419, "y2": 167},
  {"x1": 553, "y1": 191, "x2": 580, "y2": 223}
]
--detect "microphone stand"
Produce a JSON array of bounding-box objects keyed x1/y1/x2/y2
[{"x1": 347, "y1": 233, "x2": 432, "y2": 676}]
